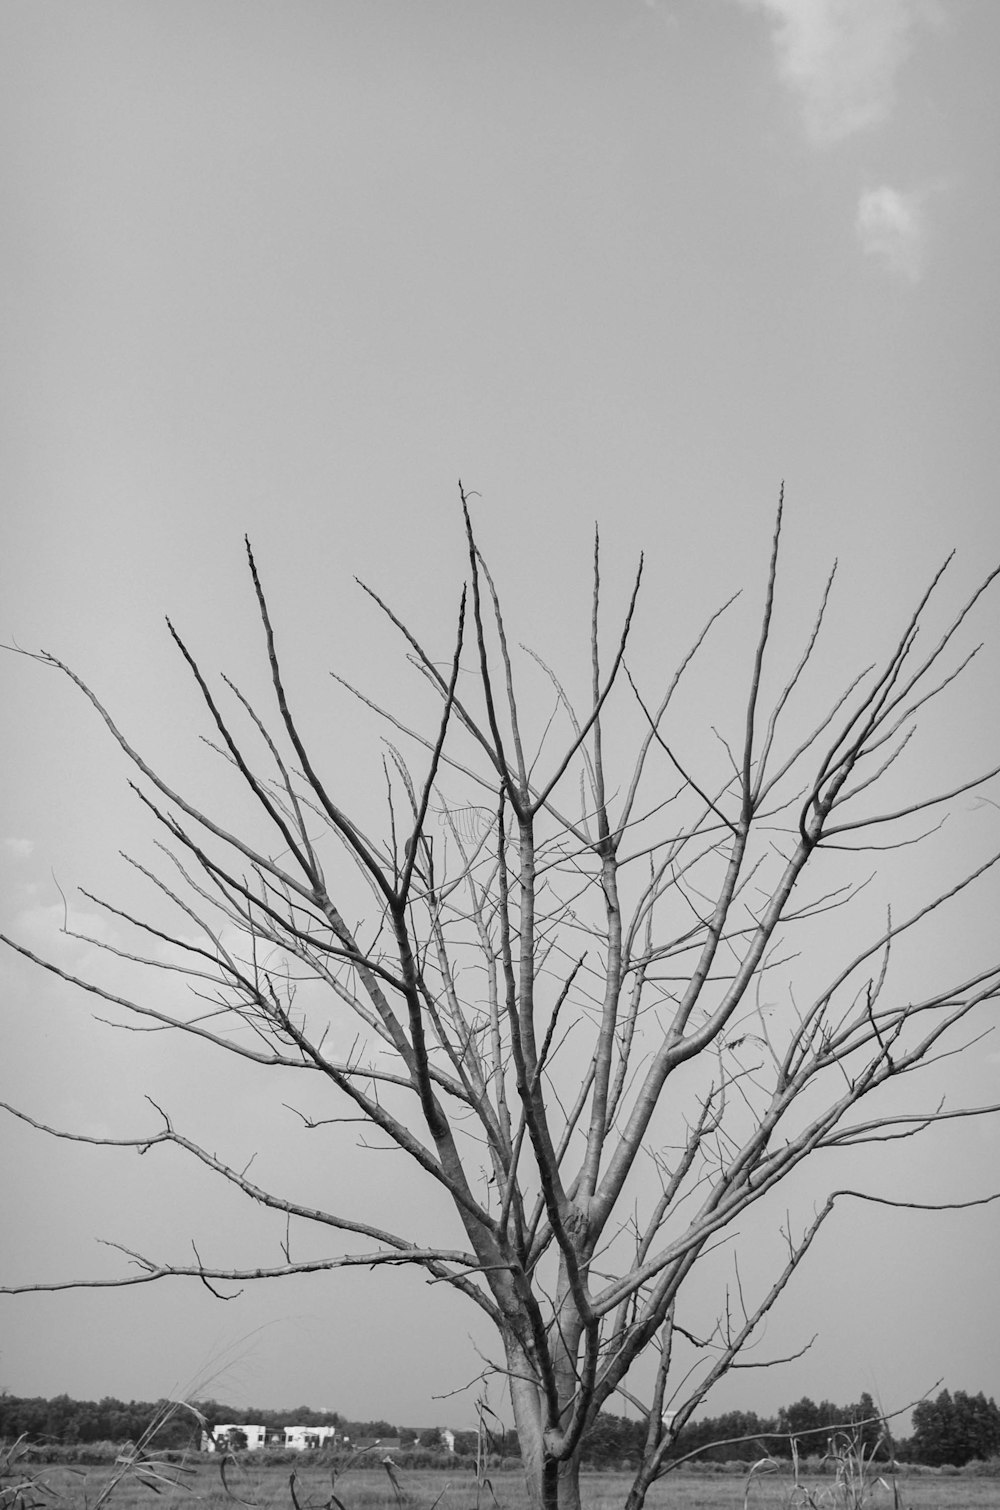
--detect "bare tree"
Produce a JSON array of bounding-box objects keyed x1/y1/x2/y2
[{"x1": 3, "y1": 490, "x2": 1000, "y2": 1510}]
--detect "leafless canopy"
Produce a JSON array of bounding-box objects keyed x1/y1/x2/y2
[{"x1": 3, "y1": 490, "x2": 1000, "y2": 1510}]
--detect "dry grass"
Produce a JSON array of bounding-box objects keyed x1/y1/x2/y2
[
  {"x1": 1, "y1": 1434, "x2": 83, "y2": 1510},
  {"x1": 15, "y1": 1462, "x2": 1000, "y2": 1510}
]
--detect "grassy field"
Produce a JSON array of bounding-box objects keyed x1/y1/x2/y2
[{"x1": 12, "y1": 1461, "x2": 999, "y2": 1510}]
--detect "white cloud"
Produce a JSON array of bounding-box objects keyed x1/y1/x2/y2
[
  {"x1": 856, "y1": 185, "x2": 925, "y2": 281},
  {"x1": 3, "y1": 837, "x2": 34, "y2": 860},
  {"x1": 12, "y1": 899, "x2": 114, "y2": 950},
  {"x1": 736, "y1": 0, "x2": 942, "y2": 145}
]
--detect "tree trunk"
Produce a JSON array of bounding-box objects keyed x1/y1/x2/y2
[
  {"x1": 623, "y1": 1463, "x2": 655, "y2": 1510},
  {"x1": 504, "y1": 1333, "x2": 585, "y2": 1510},
  {"x1": 556, "y1": 1453, "x2": 582, "y2": 1510}
]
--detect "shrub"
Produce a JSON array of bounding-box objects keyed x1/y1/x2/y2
[
  {"x1": 965, "y1": 1458, "x2": 1000, "y2": 1477},
  {"x1": 72, "y1": 1442, "x2": 125, "y2": 1464}
]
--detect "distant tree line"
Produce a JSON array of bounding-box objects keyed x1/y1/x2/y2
[
  {"x1": 906, "y1": 1390, "x2": 1000, "y2": 1467},
  {"x1": 580, "y1": 1394, "x2": 884, "y2": 1468},
  {"x1": 587, "y1": 1390, "x2": 1000, "y2": 1469},
  {"x1": 1, "y1": 1388, "x2": 998, "y2": 1468},
  {"x1": 0, "y1": 1395, "x2": 340, "y2": 1451}
]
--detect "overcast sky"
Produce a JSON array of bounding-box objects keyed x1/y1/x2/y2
[{"x1": 1, "y1": 1, "x2": 999, "y2": 1433}]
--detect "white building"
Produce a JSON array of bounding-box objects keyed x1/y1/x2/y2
[
  {"x1": 208, "y1": 1424, "x2": 268, "y2": 1452},
  {"x1": 204, "y1": 1421, "x2": 339, "y2": 1453},
  {"x1": 284, "y1": 1425, "x2": 338, "y2": 1451}
]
